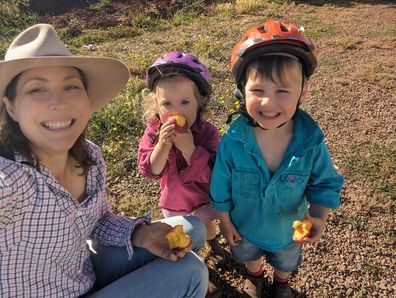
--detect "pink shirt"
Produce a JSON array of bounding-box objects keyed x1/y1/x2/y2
[{"x1": 138, "y1": 117, "x2": 219, "y2": 213}]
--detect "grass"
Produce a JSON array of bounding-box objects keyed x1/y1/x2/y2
[
  {"x1": 0, "y1": 0, "x2": 37, "y2": 56},
  {"x1": 342, "y1": 141, "x2": 396, "y2": 202},
  {"x1": 362, "y1": 262, "x2": 384, "y2": 280}
]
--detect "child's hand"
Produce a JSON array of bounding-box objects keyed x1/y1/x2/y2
[
  {"x1": 172, "y1": 130, "x2": 196, "y2": 163},
  {"x1": 219, "y1": 219, "x2": 241, "y2": 246},
  {"x1": 294, "y1": 213, "x2": 326, "y2": 244},
  {"x1": 158, "y1": 120, "x2": 176, "y2": 147}
]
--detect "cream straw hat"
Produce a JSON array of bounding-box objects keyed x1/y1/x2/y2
[{"x1": 0, "y1": 23, "x2": 130, "y2": 123}]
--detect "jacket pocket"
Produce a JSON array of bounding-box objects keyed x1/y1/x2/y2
[
  {"x1": 231, "y1": 169, "x2": 261, "y2": 201},
  {"x1": 275, "y1": 172, "x2": 309, "y2": 213}
]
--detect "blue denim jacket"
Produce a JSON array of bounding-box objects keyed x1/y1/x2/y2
[{"x1": 210, "y1": 110, "x2": 344, "y2": 252}]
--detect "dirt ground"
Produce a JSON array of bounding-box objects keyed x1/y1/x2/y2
[{"x1": 39, "y1": 1, "x2": 395, "y2": 297}]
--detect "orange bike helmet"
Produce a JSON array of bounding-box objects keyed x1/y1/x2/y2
[{"x1": 231, "y1": 20, "x2": 318, "y2": 87}]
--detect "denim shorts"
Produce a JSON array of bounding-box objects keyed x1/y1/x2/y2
[{"x1": 230, "y1": 237, "x2": 302, "y2": 272}]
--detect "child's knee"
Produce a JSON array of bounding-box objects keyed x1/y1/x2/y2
[
  {"x1": 182, "y1": 215, "x2": 207, "y2": 251},
  {"x1": 267, "y1": 243, "x2": 302, "y2": 273}
]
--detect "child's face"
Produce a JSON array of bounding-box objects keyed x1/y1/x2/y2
[
  {"x1": 3, "y1": 66, "x2": 90, "y2": 158},
  {"x1": 156, "y1": 75, "x2": 199, "y2": 127},
  {"x1": 244, "y1": 67, "x2": 306, "y2": 130}
]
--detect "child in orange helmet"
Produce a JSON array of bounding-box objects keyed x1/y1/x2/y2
[{"x1": 210, "y1": 20, "x2": 344, "y2": 297}]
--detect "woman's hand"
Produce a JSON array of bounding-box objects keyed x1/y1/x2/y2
[{"x1": 131, "y1": 222, "x2": 191, "y2": 262}]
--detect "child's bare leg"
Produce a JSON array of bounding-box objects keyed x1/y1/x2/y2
[
  {"x1": 205, "y1": 220, "x2": 217, "y2": 240},
  {"x1": 246, "y1": 258, "x2": 263, "y2": 275},
  {"x1": 204, "y1": 220, "x2": 223, "y2": 297},
  {"x1": 273, "y1": 268, "x2": 289, "y2": 281},
  {"x1": 244, "y1": 258, "x2": 264, "y2": 297},
  {"x1": 205, "y1": 220, "x2": 225, "y2": 261}
]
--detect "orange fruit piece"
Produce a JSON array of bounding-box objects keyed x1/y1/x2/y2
[
  {"x1": 168, "y1": 113, "x2": 188, "y2": 133},
  {"x1": 292, "y1": 219, "x2": 312, "y2": 240},
  {"x1": 174, "y1": 114, "x2": 186, "y2": 127},
  {"x1": 166, "y1": 224, "x2": 192, "y2": 249}
]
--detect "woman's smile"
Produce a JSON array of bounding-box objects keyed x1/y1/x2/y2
[{"x1": 42, "y1": 119, "x2": 74, "y2": 130}]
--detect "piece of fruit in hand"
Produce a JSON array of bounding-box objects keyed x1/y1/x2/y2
[
  {"x1": 292, "y1": 219, "x2": 312, "y2": 241},
  {"x1": 166, "y1": 224, "x2": 192, "y2": 249},
  {"x1": 169, "y1": 113, "x2": 188, "y2": 133}
]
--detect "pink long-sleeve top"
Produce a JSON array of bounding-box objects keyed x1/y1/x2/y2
[{"x1": 138, "y1": 116, "x2": 219, "y2": 213}]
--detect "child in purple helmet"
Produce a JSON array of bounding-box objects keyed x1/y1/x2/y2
[
  {"x1": 0, "y1": 25, "x2": 208, "y2": 298},
  {"x1": 138, "y1": 51, "x2": 224, "y2": 297}
]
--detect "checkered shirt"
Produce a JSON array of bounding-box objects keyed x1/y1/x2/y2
[{"x1": 0, "y1": 141, "x2": 150, "y2": 297}]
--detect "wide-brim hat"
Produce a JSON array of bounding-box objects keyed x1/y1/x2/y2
[{"x1": 0, "y1": 23, "x2": 130, "y2": 123}]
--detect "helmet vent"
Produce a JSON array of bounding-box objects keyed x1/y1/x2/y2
[
  {"x1": 280, "y1": 25, "x2": 289, "y2": 32},
  {"x1": 258, "y1": 26, "x2": 267, "y2": 33}
]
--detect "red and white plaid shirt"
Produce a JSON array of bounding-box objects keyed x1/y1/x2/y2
[{"x1": 0, "y1": 141, "x2": 149, "y2": 297}]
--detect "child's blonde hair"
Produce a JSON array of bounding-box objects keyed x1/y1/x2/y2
[{"x1": 141, "y1": 73, "x2": 209, "y2": 123}]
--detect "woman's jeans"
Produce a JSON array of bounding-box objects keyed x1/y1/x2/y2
[{"x1": 89, "y1": 215, "x2": 208, "y2": 298}]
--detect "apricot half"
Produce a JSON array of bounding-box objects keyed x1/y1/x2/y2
[
  {"x1": 292, "y1": 219, "x2": 312, "y2": 241},
  {"x1": 169, "y1": 113, "x2": 188, "y2": 133},
  {"x1": 166, "y1": 224, "x2": 192, "y2": 249}
]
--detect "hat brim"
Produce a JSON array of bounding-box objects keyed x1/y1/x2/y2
[{"x1": 0, "y1": 56, "x2": 130, "y2": 122}]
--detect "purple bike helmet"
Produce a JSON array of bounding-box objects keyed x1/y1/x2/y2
[{"x1": 146, "y1": 51, "x2": 212, "y2": 97}]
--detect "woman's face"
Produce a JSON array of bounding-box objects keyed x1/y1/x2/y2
[{"x1": 2, "y1": 66, "x2": 91, "y2": 158}]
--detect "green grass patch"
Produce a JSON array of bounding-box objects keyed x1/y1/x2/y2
[
  {"x1": 373, "y1": 26, "x2": 396, "y2": 37},
  {"x1": 354, "y1": 58, "x2": 395, "y2": 91},
  {"x1": 0, "y1": 0, "x2": 37, "y2": 57},
  {"x1": 342, "y1": 141, "x2": 396, "y2": 201},
  {"x1": 320, "y1": 56, "x2": 343, "y2": 74},
  {"x1": 89, "y1": 0, "x2": 112, "y2": 10},
  {"x1": 88, "y1": 76, "x2": 146, "y2": 178},
  {"x1": 130, "y1": 11, "x2": 164, "y2": 29},
  {"x1": 305, "y1": 24, "x2": 336, "y2": 38},
  {"x1": 362, "y1": 262, "x2": 384, "y2": 280},
  {"x1": 61, "y1": 26, "x2": 142, "y2": 48}
]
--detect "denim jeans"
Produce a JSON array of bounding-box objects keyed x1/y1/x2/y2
[
  {"x1": 89, "y1": 215, "x2": 208, "y2": 298},
  {"x1": 230, "y1": 237, "x2": 302, "y2": 272}
]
